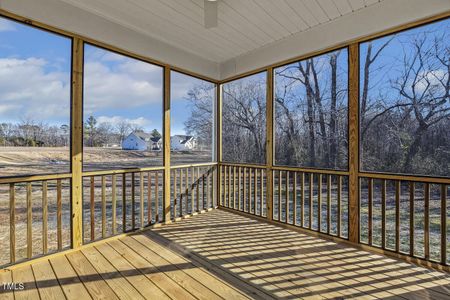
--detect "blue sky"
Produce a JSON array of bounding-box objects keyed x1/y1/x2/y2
[{"x1": 0, "y1": 17, "x2": 215, "y2": 136}]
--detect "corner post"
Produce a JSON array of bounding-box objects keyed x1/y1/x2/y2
[
  {"x1": 163, "y1": 66, "x2": 171, "y2": 223},
  {"x1": 216, "y1": 83, "x2": 222, "y2": 207},
  {"x1": 266, "y1": 68, "x2": 274, "y2": 221},
  {"x1": 348, "y1": 43, "x2": 360, "y2": 243},
  {"x1": 71, "y1": 37, "x2": 83, "y2": 248}
]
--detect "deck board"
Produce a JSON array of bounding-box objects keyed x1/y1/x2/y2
[{"x1": 1, "y1": 209, "x2": 450, "y2": 299}]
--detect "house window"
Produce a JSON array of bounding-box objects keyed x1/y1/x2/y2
[
  {"x1": 222, "y1": 72, "x2": 267, "y2": 165},
  {"x1": 359, "y1": 18, "x2": 450, "y2": 177},
  {"x1": 0, "y1": 17, "x2": 72, "y2": 177},
  {"x1": 83, "y1": 44, "x2": 163, "y2": 171},
  {"x1": 274, "y1": 48, "x2": 349, "y2": 170},
  {"x1": 170, "y1": 71, "x2": 216, "y2": 165}
]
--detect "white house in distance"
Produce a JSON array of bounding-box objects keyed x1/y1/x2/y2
[
  {"x1": 122, "y1": 131, "x2": 197, "y2": 151},
  {"x1": 122, "y1": 131, "x2": 162, "y2": 151},
  {"x1": 171, "y1": 135, "x2": 196, "y2": 151}
]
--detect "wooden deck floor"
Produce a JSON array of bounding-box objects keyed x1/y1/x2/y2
[{"x1": 0, "y1": 209, "x2": 449, "y2": 300}]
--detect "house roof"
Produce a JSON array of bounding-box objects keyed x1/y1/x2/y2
[
  {"x1": 172, "y1": 135, "x2": 194, "y2": 145},
  {"x1": 129, "y1": 131, "x2": 161, "y2": 143}
]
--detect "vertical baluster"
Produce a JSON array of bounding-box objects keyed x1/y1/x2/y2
[
  {"x1": 318, "y1": 174, "x2": 322, "y2": 232},
  {"x1": 309, "y1": 174, "x2": 313, "y2": 229},
  {"x1": 122, "y1": 174, "x2": 126, "y2": 231},
  {"x1": 42, "y1": 181, "x2": 48, "y2": 254},
  {"x1": 381, "y1": 180, "x2": 386, "y2": 249},
  {"x1": 293, "y1": 172, "x2": 297, "y2": 225},
  {"x1": 57, "y1": 179, "x2": 62, "y2": 250},
  {"x1": 112, "y1": 175, "x2": 117, "y2": 234},
  {"x1": 243, "y1": 168, "x2": 247, "y2": 212},
  {"x1": 207, "y1": 168, "x2": 211, "y2": 210},
  {"x1": 301, "y1": 173, "x2": 305, "y2": 228},
  {"x1": 191, "y1": 167, "x2": 195, "y2": 213},
  {"x1": 409, "y1": 182, "x2": 414, "y2": 257},
  {"x1": 233, "y1": 166, "x2": 237, "y2": 209},
  {"x1": 285, "y1": 171, "x2": 289, "y2": 223},
  {"x1": 155, "y1": 172, "x2": 159, "y2": 222},
  {"x1": 249, "y1": 168, "x2": 253, "y2": 213},
  {"x1": 223, "y1": 166, "x2": 226, "y2": 207},
  {"x1": 424, "y1": 183, "x2": 430, "y2": 260},
  {"x1": 185, "y1": 168, "x2": 189, "y2": 213},
  {"x1": 202, "y1": 171, "x2": 206, "y2": 211},
  {"x1": 441, "y1": 184, "x2": 447, "y2": 264},
  {"x1": 27, "y1": 182, "x2": 32, "y2": 259},
  {"x1": 131, "y1": 173, "x2": 135, "y2": 229},
  {"x1": 199, "y1": 167, "x2": 202, "y2": 212},
  {"x1": 101, "y1": 175, "x2": 106, "y2": 238},
  {"x1": 10, "y1": 183, "x2": 15, "y2": 264},
  {"x1": 147, "y1": 172, "x2": 152, "y2": 225},
  {"x1": 337, "y1": 176, "x2": 342, "y2": 237},
  {"x1": 254, "y1": 168, "x2": 257, "y2": 216},
  {"x1": 395, "y1": 180, "x2": 400, "y2": 252},
  {"x1": 368, "y1": 178, "x2": 373, "y2": 245},
  {"x1": 173, "y1": 169, "x2": 177, "y2": 218},
  {"x1": 180, "y1": 169, "x2": 184, "y2": 217},
  {"x1": 278, "y1": 170, "x2": 282, "y2": 221},
  {"x1": 238, "y1": 167, "x2": 242, "y2": 211},
  {"x1": 90, "y1": 176, "x2": 95, "y2": 240},
  {"x1": 260, "y1": 169, "x2": 264, "y2": 216},
  {"x1": 327, "y1": 175, "x2": 331, "y2": 235},
  {"x1": 140, "y1": 172, "x2": 144, "y2": 227}
]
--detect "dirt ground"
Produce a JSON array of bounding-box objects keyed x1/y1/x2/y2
[{"x1": 0, "y1": 146, "x2": 214, "y2": 177}]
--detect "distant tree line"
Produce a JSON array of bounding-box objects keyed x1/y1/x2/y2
[{"x1": 0, "y1": 116, "x2": 162, "y2": 149}]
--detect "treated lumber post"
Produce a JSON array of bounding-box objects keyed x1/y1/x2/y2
[
  {"x1": 71, "y1": 37, "x2": 84, "y2": 248},
  {"x1": 216, "y1": 84, "x2": 222, "y2": 208},
  {"x1": 163, "y1": 67, "x2": 171, "y2": 223},
  {"x1": 348, "y1": 43, "x2": 359, "y2": 243},
  {"x1": 266, "y1": 67, "x2": 274, "y2": 221}
]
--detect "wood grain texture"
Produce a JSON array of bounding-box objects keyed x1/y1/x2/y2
[
  {"x1": 71, "y1": 37, "x2": 84, "y2": 249},
  {"x1": 348, "y1": 43, "x2": 359, "y2": 244}
]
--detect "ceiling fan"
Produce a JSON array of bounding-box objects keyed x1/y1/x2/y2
[{"x1": 204, "y1": 0, "x2": 218, "y2": 29}]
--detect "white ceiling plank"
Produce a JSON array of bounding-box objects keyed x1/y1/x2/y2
[
  {"x1": 333, "y1": 0, "x2": 353, "y2": 15},
  {"x1": 129, "y1": 0, "x2": 238, "y2": 59},
  {"x1": 223, "y1": 0, "x2": 287, "y2": 40},
  {"x1": 255, "y1": 0, "x2": 307, "y2": 33},
  {"x1": 318, "y1": 0, "x2": 342, "y2": 19},
  {"x1": 364, "y1": 0, "x2": 380, "y2": 6},
  {"x1": 302, "y1": 0, "x2": 331, "y2": 23},
  {"x1": 347, "y1": 0, "x2": 365, "y2": 11},
  {"x1": 284, "y1": 0, "x2": 319, "y2": 28},
  {"x1": 62, "y1": 0, "x2": 227, "y2": 61},
  {"x1": 160, "y1": 0, "x2": 255, "y2": 54},
  {"x1": 171, "y1": 0, "x2": 256, "y2": 51}
]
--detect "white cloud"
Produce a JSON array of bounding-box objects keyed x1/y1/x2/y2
[
  {"x1": 96, "y1": 115, "x2": 151, "y2": 128},
  {"x1": 0, "y1": 57, "x2": 71, "y2": 122},
  {"x1": 0, "y1": 19, "x2": 16, "y2": 32},
  {"x1": 83, "y1": 59, "x2": 163, "y2": 114}
]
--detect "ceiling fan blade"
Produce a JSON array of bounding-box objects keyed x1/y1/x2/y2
[{"x1": 204, "y1": 0, "x2": 218, "y2": 29}]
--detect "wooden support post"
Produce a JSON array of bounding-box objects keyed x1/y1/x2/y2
[
  {"x1": 163, "y1": 67, "x2": 171, "y2": 223},
  {"x1": 348, "y1": 43, "x2": 359, "y2": 244},
  {"x1": 71, "y1": 37, "x2": 84, "y2": 248},
  {"x1": 266, "y1": 67, "x2": 274, "y2": 221},
  {"x1": 216, "y1": 84, "x2": 222, "y2": 208}
]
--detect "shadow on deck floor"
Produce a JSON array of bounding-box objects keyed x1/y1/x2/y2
[{"x1": 0, "y1": 209, "x2": 449, "y2": 299}]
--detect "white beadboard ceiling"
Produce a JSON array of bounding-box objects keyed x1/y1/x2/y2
[
  {"x1": 58, "y1": 0, "x2": 382, "y2": 63},
  {"x1": 1, "y1": 0, "x2": 449, "y2": 79}
]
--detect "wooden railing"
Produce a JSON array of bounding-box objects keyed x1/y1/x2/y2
[
  {"x1": 170, "y1": 164, "x2": 217, "y2": 219},
  {"x1": 359, "y1": 175, "x2": 449, "y2": 266},
  {"x1": 0, "y1": 175, "x2": 72, "y2": 267},
  {"x1": 272, "y1": 167, "x2": 349, "y2": 239},
  {"x1": 82, "y1": 169, "x2": 164, "y2": 243},
  {"x1": 220, "y1": 163, "x2": 267, "y2": 217}
]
